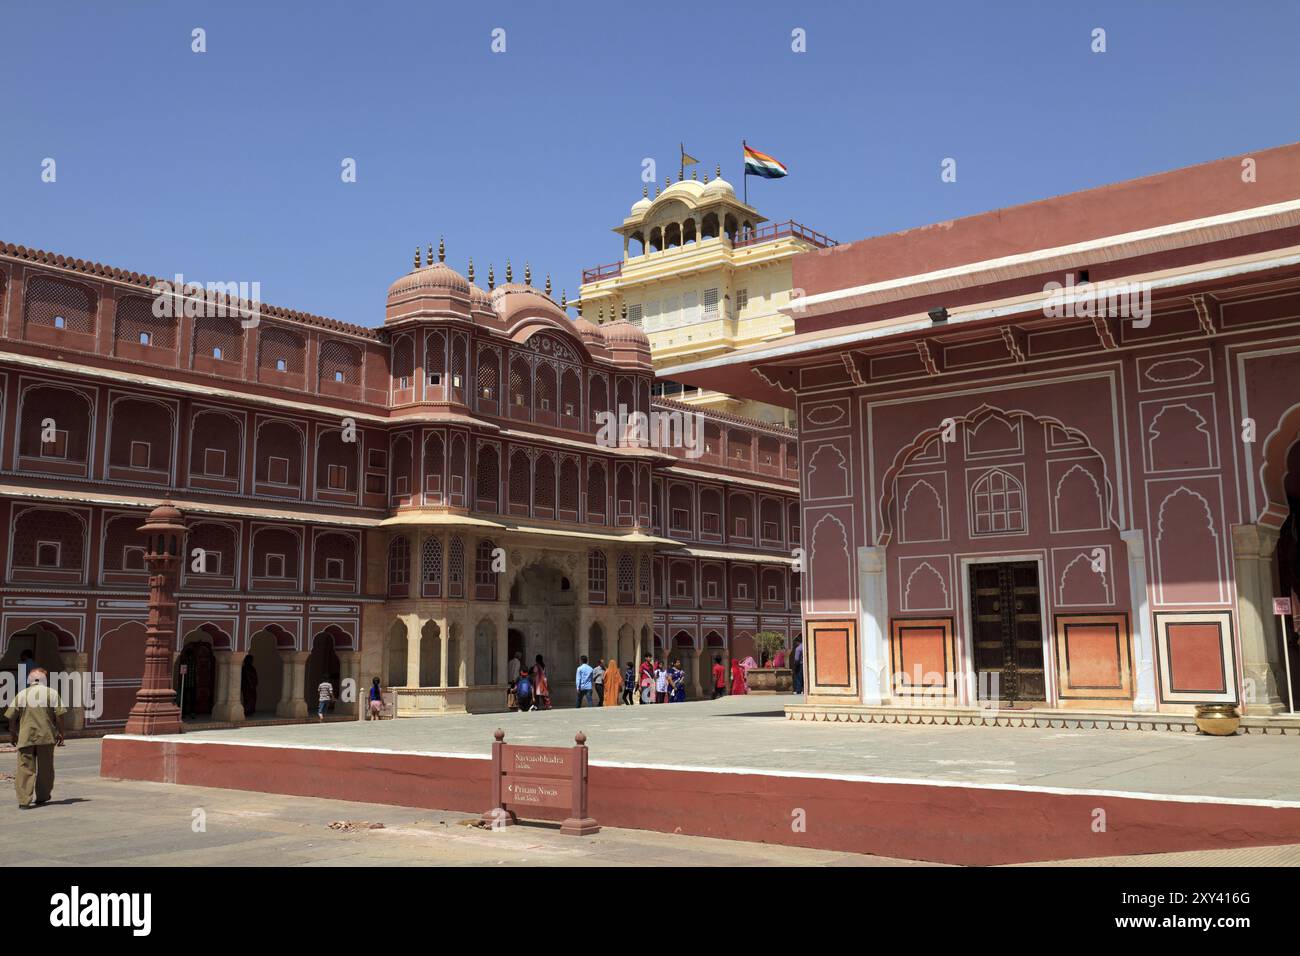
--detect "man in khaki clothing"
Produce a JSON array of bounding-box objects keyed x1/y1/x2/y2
[{"x1": 5, "y1": 667, "x2": 66, "y2": 808}]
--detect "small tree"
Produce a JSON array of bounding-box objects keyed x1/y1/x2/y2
[{"x1": 753, "y1": 630, "x2": 787, "y2": 666}]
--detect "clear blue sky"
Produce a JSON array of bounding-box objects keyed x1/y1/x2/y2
[{"x1": 2, "y1": 0, "x2": 1296, "y2": 327}]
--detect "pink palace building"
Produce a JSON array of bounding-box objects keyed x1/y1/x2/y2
[
  {"x1": 666, "y1": 142, "x2": 1300, "y2": 728},
  {"x1": 0, "y1": 244, "x2": 800, "y2": 730}
]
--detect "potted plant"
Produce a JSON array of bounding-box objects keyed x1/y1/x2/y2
[{"x1": 746, "y1": 631, "x2": 793, "y2": 693}]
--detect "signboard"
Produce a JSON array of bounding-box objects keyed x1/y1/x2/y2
[
  {"x1": 483, "y1": 730, "x2": 599, "y2": 836},
  {"x1": 1273, "y1": 596, "x2": 1295, "y2": 617}
]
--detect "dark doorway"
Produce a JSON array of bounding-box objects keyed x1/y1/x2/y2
[
  {"x1": 176, "y1": 641, "x2": 216, "y2": 717},
  {"x1": 969, "y1": 561, "x2": 1045, "y2": 705},
  {"x1": 508, "y1": 628, "x2": 525, "y2": 666}
]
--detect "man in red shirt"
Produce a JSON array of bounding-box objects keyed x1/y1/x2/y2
[{"x1": 711, "y1": 656, "x2": 727, "y2": 700}]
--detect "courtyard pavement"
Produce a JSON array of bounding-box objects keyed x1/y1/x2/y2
[
  {"x1": 2, "y1": 737, "x2": 1296, "y2": 866},
  {"x1": 138, "y1": 694, "x2": 1300, "y2": 804}
]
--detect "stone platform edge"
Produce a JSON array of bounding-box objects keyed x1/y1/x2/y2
[
  {"x1": 100, "y1": 734, "x2": 1300, "y2": 866},
  {"x1": 785, "y1": 705, "x2": 1300, "y2": 734}
]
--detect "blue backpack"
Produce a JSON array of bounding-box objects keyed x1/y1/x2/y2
[{"x1": 516, "y1": 675, "x2": 532, "y2": 698}]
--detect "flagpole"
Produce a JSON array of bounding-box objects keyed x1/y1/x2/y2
[{"x1": 742, "y1": 139, "x2": 747, "y2": 207}]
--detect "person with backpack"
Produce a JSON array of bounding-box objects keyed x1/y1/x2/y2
[{"x1": 515, "y1": 670, "x2": 534, "y2": 712}]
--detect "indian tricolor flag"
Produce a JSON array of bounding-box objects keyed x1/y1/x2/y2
[{"x1": 743, "y1": 144, "x2": 788, "y2": 179}]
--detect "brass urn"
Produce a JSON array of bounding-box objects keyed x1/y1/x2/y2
[{"x1": 1193, "y1": 703, "x2": 1241, "y2": 736}]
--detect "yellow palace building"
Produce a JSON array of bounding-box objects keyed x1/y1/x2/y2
[{"x1": 575, "y1": 164, "x2": 836, "y2": 424}]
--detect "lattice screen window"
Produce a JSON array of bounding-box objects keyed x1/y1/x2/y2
[
  {"x1": 421, "y1": 536, "x2": 442, "y2": 585},
  {"x1": 449, "y1": 435, "x2": 465, "y2": 490},
  {"x1": 450, "y1": 335, "x2": 466, "y2": 389},
  {"x1": 448, "y1": 536, "x2": 465, "y2": 594},
  {"x1": 587, "y1": 462, "x2": 606, "y2": 514},
  {"x1": 509, "y1": 357, "x2": 531, "y2": 407},
  {"x1": 534, "y1": 455, "x2": 555, "y2": 510},
  {"x1": 617, "y1": 553, "x2": 634, "y2": 593},
  {"x1": 639, "y1": 555, "x2": 650, "y2": 599},
  {"x1": 474, "y1": 539, "x2": 496, "y2": 589},
  {"x1": 25, "y1": 275, "x2": 96, "y2": 333},
  {"x1": 477, "y1": 347, "x2": 499, "y2": 399},
  {"x1": 589, "y1": 375, "x2": 608, "y2": 422},
  {"x1": 476, "y1": 446, "x2": 499, "y2": 504},
  {"x1": 735, "y1": 288, "x2": 748, "y2": 310},
  {"x1": 559, "y1": 459, "x2": 579, "y2": 511},
  {"x1": 424, "y1": 433, "x2": 444, "y2": 481},
  {"x1": 972, "y1": 469, "x2": 1026, "y2": 535},
  {"x1": 259, "y1": 327, "x2": 305, "y2": 374},
  {"x1": 115, "y1": 295, "x2": 176, "y2": 349},
  {"x1": 627, "y1": 303, "x2": 642, "y2": 325},
  {"x1": 388, "y1": 537, "x2": 409, "y2": 585},
  {"x1": 13, "y1": 509, "x2": 84, "y2": 569},
  {"x1": 759, "y1": 436, "x2": 780, "y2": 466},
  {"x1": 193, "y1": 316, "x2": 243, "y2": 363},
  {"x1": 391, "y1": 336, "x2": 415, "y2": 385},
  {"x1": 425, "y1": 331, "x2": 446, "y2": 382},
  {"x1": 702, "y1": 288, "x2": 719, "y2": 320},
  {"x1": 509, "y1": 450, "x2": 531, "y2": 507},
  {"x1": 560, "y1": 368, "x2": 581, "y2": 418},
  {"x1": 588, "y1": 550, "x2": 607, "y2": 593},
  {"x1": 320, "y1": 339, "x2": 361, "y2": 385},
  {"x1": 729, "y1": 430, "x2": 752, "y2": 462},
  {"x1": 536, "y1": 364, "x2": 556, "y2": 412}
]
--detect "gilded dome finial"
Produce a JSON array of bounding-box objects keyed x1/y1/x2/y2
[
  {"x1": 643, "y1": 184, "x2": 648, "y2": 197},
  {"x1": 715, "y1": 163, "x2": 721, "y2": 178},
  {"x1": 703, "y1": 170, "x2": 709, "y2": 184},
  {"x1": 544, "y1": 274, "x2": 552, "y2": 297},
  {"x1": 438, "y1": 236, "x2": 446, "y2": 263},
  {"x1": 413, "y1": 247, "x2": 420, "y2": 270},
  {"x1": 488, "y1": 263, "x2": 495, "y2": 290},
  {"x1": 505, "y1": 259, "x2": 513, "y2": 284},
  {"x1": 621, "y1": 303, "x2": 628, "y2": 320},
  {"x1": 692, "y1": 168, "x2": 698, "y2": 181},
  {"x1": 467, "y1": 257, "x2": 475, "y2": 284},
  {"x1": 561, "y1": 289, "x2": 567, "y2": 308},
  {"x1": 524, "y1": 262, "x2": 532, "y2": 287},
  {"x1": 426, "y1": 244, "x2": 433, "y2": 267}
]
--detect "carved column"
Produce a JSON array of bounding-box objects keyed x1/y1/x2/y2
[
  {"x1": 287, "y1": 651, "x2": 310, "y2": 718},
  {"x1": 211, "y1": 650, "x2": 245, "y2": 723},
  {"x1": 275, "y1": 650, "x2": 295, "y2": 717},
  {"x1": 125, "y1": 503, "x2": 186, "y2": 735},
  {"x1": 1233, "y1": 523, "x2": 1286, "y2": 714},
  {"x1": 856, "y1": 545, "x2": 889, "y2": 706},
  {"x1": 404, "y1": 614, "x2": 422, "y2": 687},
  {"x1": 1121, "y1": 530, "x2": 1157, "y2": 712}
]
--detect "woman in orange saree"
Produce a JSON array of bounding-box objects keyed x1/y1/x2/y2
[{"x1": 603, "y1": 659, "x2": 623, "y2": 705}]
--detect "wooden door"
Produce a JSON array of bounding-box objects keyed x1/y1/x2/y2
[{"x1": 969, "y1": 561, "x2": 1045, "y2": 704}]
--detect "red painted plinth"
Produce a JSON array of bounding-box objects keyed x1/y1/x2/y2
[{"x1": 100, "y1": 736, "x2": 1300, "y2": 866}]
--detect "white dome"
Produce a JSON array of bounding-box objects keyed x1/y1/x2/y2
[
  {"x1": 704, "y1": 176, "x2": 734, "y2": 198},
  {"x1": 631, "y1": 195, "x2": 652, "y2": 215}
]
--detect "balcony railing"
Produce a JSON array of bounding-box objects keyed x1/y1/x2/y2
[
  {"x1": 733, "y1": 220, "x2": 838, "y2": 250},
  {"x1": 581, "y1": 221, "x2": 836, "y2": 284},
  {"x1": 582, "y1": 260, "x2": 623, "y2": 283}
]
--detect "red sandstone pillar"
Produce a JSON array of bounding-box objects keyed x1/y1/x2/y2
[{"x1": 124, "y1": 502, "x2": 187, "y2": 735}]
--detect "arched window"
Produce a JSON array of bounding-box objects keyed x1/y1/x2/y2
[
  {"x1": 559, "y1": 458, "x2": 579, "y2": 515},
  {"x1": 319, "y1": 339, "x2": 362, "y2": 388},
  {"x1": 448, "y1": 536, "x2": 465, "y2": 598},
  {"x1": 638, "y1": 554, "x2": 650, "y2": 603},
  {"x1": 617, "y1": 553, "x2": 635, "y2": 600},
  {"x1": 588, "y1": 550, "x2": 608, "y2": 603},
  {"x1": 533, "y1": 453, "x2": 556, "y2": 517},
  {"x1": 474, "y1": 539, "x2": 497, "y2": 600},
  {"x1": 586, "y1": 461, "x2": 607, "y2": 521},
  {"x1": 25, "y1": 275, "x2": 96, "y2": 335},
  {"x1": 971, "y1": 468, "x2": 1026, "y2": 535},
  {"x1": 114, "y1": 294, "x2": 176, "y2": 351},
  {"x1": 388, "y1": 536, "x2": 410, "y2": 595},
  {"x1": 476, "y1": 444, "x2": 499, "y2": 512},
  {"x1": 421, "y1": 536, "x2": 443, "y2": 597},
  {"x1": 509, "y1": 449, "x2": 531, "y2": 512},
  {"x1": 258, "y1": 326, "x2": 305, "y2": 377}
]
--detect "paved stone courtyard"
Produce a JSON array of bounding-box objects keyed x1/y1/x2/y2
[
  {"x1": 140, "y1": 694, "x2": 1300, "y2": 803},
  {"x1": 1, "y1": 733, "x2": 1296, "y2": 866}
]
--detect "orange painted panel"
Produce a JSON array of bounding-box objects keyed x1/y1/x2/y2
[
  {"x1": 890, "y1": 618, "x2": 954, "y2": 692},
  {"x1": 1054, "y1": 613, "x2": 1132, "y2": 702},
  {"x1": 813, "y1": 626, "x2": 851, "y2": 687},
  {"x1": 1167, "y1": 622, "x2": 1227, "y2": 693},
  {"x1": 1064, "y1": 625, "x2": 1122, "y2": 688}
]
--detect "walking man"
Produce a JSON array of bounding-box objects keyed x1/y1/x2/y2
[
  {"x1": 5, "y1": 667, "x2": 66, "y2": 809},
  {"x1": 711, "y1": 655, "x2": 727, "y2": 700},
  {"x1": 317, "y1": 675, "x2": 334, "y2": 721},
  {"x1": 575, "y1": 655, "x2": 594, "y2": 708}
]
